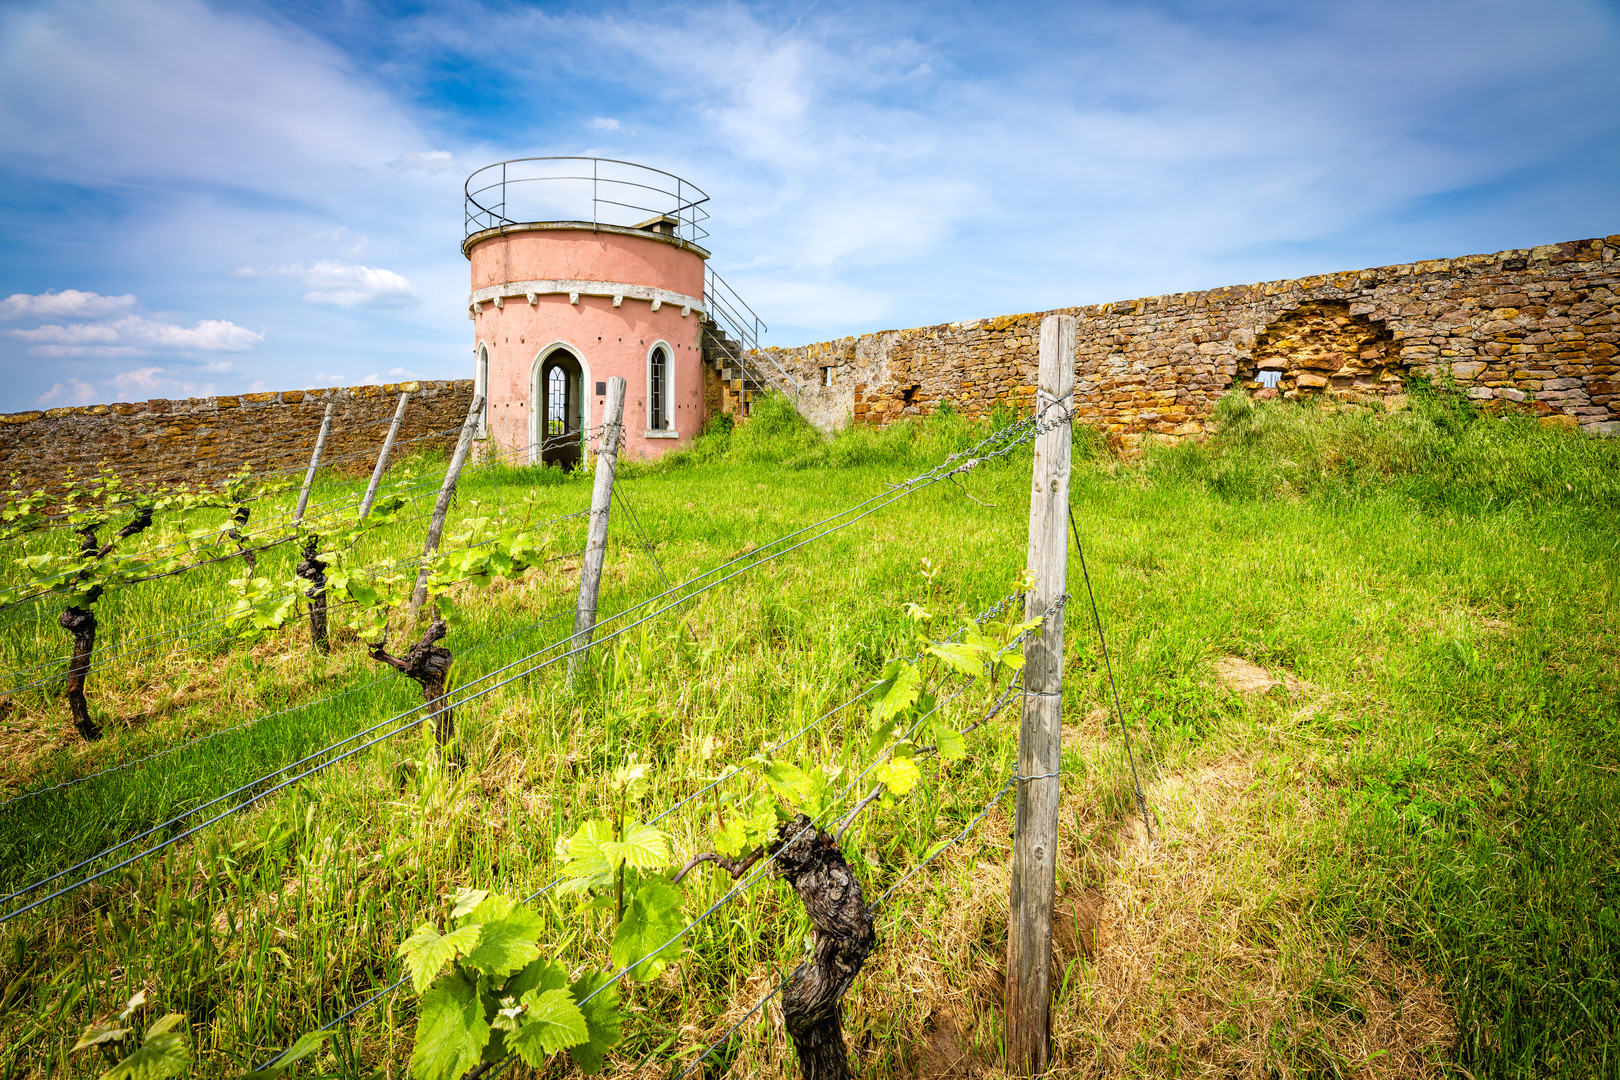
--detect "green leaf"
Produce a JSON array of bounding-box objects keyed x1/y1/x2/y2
[
  {"x1": 932, "y1": 720, "x2": 966, "y2": 762},
  {"x1": 409, "y1": 971, "x2": 488, "y2": 1080},
  {"x1": 600, "y1": 821, "x2": 670, "y2": 872},
  {"x1": 557, "y1": 819, "x2": 615, "y2": 893},
  {"x1": 875, "y1": 756, "x2": 922, "y2": 796},
  {"x1": 567, "y1": 972, "x2": 623, "y2": 1074},
  {"x1": 924, "y1": 640, "x2": 990, "y2": 678},
  {"x1": 448, "y1": 888, "x2": 489, "y2": 920},
  {"x1": 502, "y1": 957, "x2": 570, "y2": 1003},
  {"x1": 508, "y1": 988, "x2": 590, "y2": 1063},
  {"x1": 609, "y1": 881, "x2": 685, "y2": 982},
  {"x1": 462, "y1": 908, "x2": 545, "y2": 980},
  {"x1": 870, "y1": 660, "x2": 922, "y2": 723},
  {"x1": 712, "y1": 815, "x2": 751, "y2": 858},
  {"x1": 241, "y1": 1030, "x2": 333, "y2": 1078},
  {"x1": 397, "y1": 922, "x2": 481, "y2": 993},
  {"x1": 73, "y1": 1021, "x2": 133, "y2": 1051},
  {"x1": 100, "y1": 1015, "x2": 188, "y2": 1080},
  {"x1": 760, "y1": 761, "x2": 814, "y2": 806}
]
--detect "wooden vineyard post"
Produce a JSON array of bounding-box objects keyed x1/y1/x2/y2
[
  {"x1": 294, "y1": 403, "x2": 334, "y2": 524},
  {"x1": 568, "y1": 376, "x2": 627, "y2": 686},
  {"x1": 407, "y1": 393, "x2": 486, "y2": 621},
  {"x1": 1005, "y1": 313, "x2": 1075, "y2": 1075},
  {"x1": 359, "y1": 391, "x2": 411, "y2": 519}
]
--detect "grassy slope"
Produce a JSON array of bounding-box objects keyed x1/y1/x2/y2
[{"x1": 0, "y1": 392, "x2": 1615, "y2": 1078}]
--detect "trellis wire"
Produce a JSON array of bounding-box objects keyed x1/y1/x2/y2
[
  {"x1": 1068, "y1": 504, "x2": 1152, "y2": 840},
  {"x1": 0, "y1": 607, "x2": 576, "y2": 809}
]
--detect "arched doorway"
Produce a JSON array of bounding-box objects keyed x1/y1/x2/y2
[{"x1": 537, "y1": 349, "x2": 583, "y2": 470}]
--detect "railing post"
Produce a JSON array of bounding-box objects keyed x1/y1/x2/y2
[
  {"x1": 360, "y1": 391, "x2": 410, "y2": 519},
  {"x1": 294, "y1": 404, "x2": 334, "y2": 524},
  {"x1": 569, "y1": 377, "x2": 626, "y2": 686},
  {"x1": 1005, "y1": 314, "x2": 1076, "y2": 1075},
  {"x1": 408, "y1": 394, "x2": 485, "y2": 621}
]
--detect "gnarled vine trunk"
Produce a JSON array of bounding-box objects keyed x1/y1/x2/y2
[
  {"x1": 58, "y1": 596, "x2": 101, "y2": 741},
  {"x1": 55, "y1": 505, "x2": 151, "y2": 742},
  {"x1": 370, "y1": 617, "x2": 455, "y2": 746},
  {"x1": 297, "y1": 537, "x2": 327, "y2": 651},
  {"x1": 775, "y1": 815, "x2": 877, "y2": 1080}
]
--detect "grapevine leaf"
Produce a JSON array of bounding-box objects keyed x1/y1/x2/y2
[
  {"x1": 600, "y1": 821, "x2": 670, "y2": 871},
  {"x1": 870, "y1": 660, "x2": 922, "y2": 723},
  {"x1": 875, "y1": 756, "x2": 922, "y2": 797},
  {"x1": 557, "y1": 819, "x2": 615, "y2": 894},
  {"x1": 712, "y1": 815, "x2": 750, "y2": 858},
  {"x1": 902, "y1": 601, "x2": 933, "y2": 621},
  {"x1": 409, "y1": 971, "x2": 488, "y2": 1080},
  {"x1": 567, "y1": 972, "x2": 623, "y2": 1074},
  {"x1": 462, "y1": 908, "x2": 545, "y2": 980},
  {"x1": 448, "y1": 888, "x2": 489, "y2": 920},
  {"x1": 932, "y1": 720, "x2": 966, "y2": 762},
  {"x1": 397, "y1": 923, "x2": 481, "y2": 993},
  {"x1": 508, "y1": 988, "x2": 590, "y2": 1063},
  {"x1": 609, "y1": 881, "x2": 685, "y2": 982},
  {"x1": 924, "y1": 640, "x2": 990, "y2": 678},
  {"x1": 462, "y1": 893, "x2": 516, "y2": 925},
  {"x1": 760, "y1": 761, "x2": 814, "y2": 807},
  {"x1": 503, "y1": 957, "x2": 570, "y2": 1002},
  {"x1": 72, "y1": 1021, "x2": 133, "y2": 1050},
  {"x1": 99, "y1": 1015, "x2": 189, "y2": 1080}
]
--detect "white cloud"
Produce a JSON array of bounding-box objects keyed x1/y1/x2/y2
[
  {"x1": 1, "y1": 289, "x2": 136, "y2": 321},
  {"x1": 7, "y1": 315, "x2": 264, "y2": 356},
  {"x1": 36, "y1": 378, "x2": 99, "y2": 406},
  {"x1": 109, "y1": 366, "x2": 215, "y2": 399},
  {"x1": 589, "y1": 116, "x2": 620, "y2": 131},
  {"x1": 237, "y1": 260, "x2": 420, "y2": 308},
  {"x1": 390, "y1": 149, "x2": 456, "y2": 173}
]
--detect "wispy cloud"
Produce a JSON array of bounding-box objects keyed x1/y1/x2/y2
[
  {"x1": 7, "y1": 314, "x2": 264, "y2": 356},
  {"x1": 236, "y1": 260, "x2": 420, "y2": 308},
  {"x1": 589, "y1": 117, "x2": 620, "y2": 131},
  {"x1": 1, "y1": 289, "x2": 137, "y2": 321},
  {"x1": 35, "y1": 378, "x2": 99, "y2": 407}
]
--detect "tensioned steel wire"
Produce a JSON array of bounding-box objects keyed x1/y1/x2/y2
[
  {"x1": 470, "y1": 606, "x2": 1061, "y2": 1079},
  {"x1": 0, "y1": 606, "x2": 579, "y2": 809},
  {"x1": 0, "y1": 495, "x2": 589, "y2": 688},
  {"x1": 0, "y1": 526, "x2": 585, "y2": 699},
  {"x1": 0, "y1": 436, "x2": 509, "y2": 618},
  {"x1": 21, "y1": 408, "x2": 1069, "y2": 1068},
  {"x1": 0, "y1": 491, "x2": 592, "y2": 692},
  {"x1": 243, "y1": 549, "x2": 1038, "y2": 1067},
  {"x1": 671, "y1": 769, "x2": 1018, "y2": 1080},
  {"x1": 1, "y1": 418, "x2": 464, "y2": 540}
]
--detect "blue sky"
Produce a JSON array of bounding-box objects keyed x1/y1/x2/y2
[{"x1": 1, "y1": 0, "x2": 1616, "y2": 411}]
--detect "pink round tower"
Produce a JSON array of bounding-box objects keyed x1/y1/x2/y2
[{"x1": 464, "y1": 157, "x2": 761, "y2": 468}]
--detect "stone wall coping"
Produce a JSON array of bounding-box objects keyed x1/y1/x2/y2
[
  {"x1": 757, "y1": 235, "x2": 1620, "y2": 351},
  {"x1": 0, "y1": 379, "x2": 469, "y2": 425}
]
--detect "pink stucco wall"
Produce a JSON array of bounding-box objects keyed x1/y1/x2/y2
[{"x1": 467, "y1": 226, "x2": 708, "y2": 464}]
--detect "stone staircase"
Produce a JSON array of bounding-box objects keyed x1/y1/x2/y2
[{"x1": 703, "y1": 267, "x2": 800, "y2": 415}]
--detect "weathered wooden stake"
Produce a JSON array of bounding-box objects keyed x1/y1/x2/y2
[
  {"x1": 294, "y1": 404, "x2": 334, "y2": 524},
  {"x1": 1005, "y1": 314, "x2": 1075, "y2": 1075},
  {"x1": 568, "y1": 376, "x2": 626, "y2": 685},
  {"x1": 359, "y1": 391, "x2": 411, "y2": 519},
  {"x1": 407, "y1": 393, "x2": 485, "y2": 620}
]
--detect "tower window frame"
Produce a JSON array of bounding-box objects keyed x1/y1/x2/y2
[{"x1": 645, "y1": 341, "x2": 677, "y2": 436}]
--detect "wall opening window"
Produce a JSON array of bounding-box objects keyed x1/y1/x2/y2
[
  {"x1": 537, "y1": 350, "x2": 583, "y2": 470},
  {"x1": 649, "y1": 345, "x2": 670, "y2": 430},
  {"x1": 902, "y1": 384, "x2": 920, "y2": 405},
  {"x1": 1258, "y1": 369, "x2": 1282, "y2": 389},
  {"x1": 821, "y1": 366, "x2": 834, "y2": 387}
]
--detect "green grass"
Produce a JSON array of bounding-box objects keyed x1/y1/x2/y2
[{"x1": 0, "y1": 390, "x2": 1615, "y2": 1078}]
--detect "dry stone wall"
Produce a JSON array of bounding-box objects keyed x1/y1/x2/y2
[
  {"x1": 763, "y1": 235, "x2": 1620, "y2": 448},
  {"x1": 0, "y1": 380, "x2": 474, "y2": 495}
]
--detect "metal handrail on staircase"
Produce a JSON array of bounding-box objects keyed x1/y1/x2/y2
[{"x1": 704, "y1": 267, "x2": 799, "y2": 400}]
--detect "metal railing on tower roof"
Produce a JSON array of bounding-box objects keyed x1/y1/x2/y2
[{"x1": 463, "y1": 157, "x2": 710, "y2": 245}]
